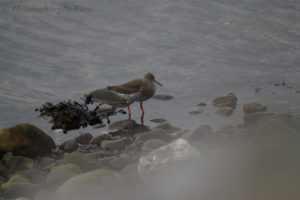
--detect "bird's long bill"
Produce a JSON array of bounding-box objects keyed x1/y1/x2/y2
[{"x1": 153, "y1": 79, "x2": 163, "y2": 86}]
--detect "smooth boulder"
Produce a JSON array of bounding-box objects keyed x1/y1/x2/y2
[{"x1": 0, "y1": 124, "x2": 55, "y2": 158}]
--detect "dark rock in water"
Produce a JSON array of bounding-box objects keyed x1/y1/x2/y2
[
  {"x1": 135, "y1": 129, "x2": 174, "y2": 144},
  {"x1": 60, "y1": 140, "x2": 77, "y2": 153},
  {"x1": 109, "y1": 119, "x2": 138, "y2": 130},
  {"x1": 0, "y1": 175, "x2": 41, "y2": 198},
  {"x1": 141, "y1": 139, "x2": 167, "y2": 152},
  {"x1": 101, "y1": 138, "x2": 133, "y2": 152},
  {"x1": 215, "y1": 107, "x2": 234, "y2": 116},
  {"x1": 189, "y1": 108, "x2": 203, "y2": 115},
  {"x1": 150, "y1": 118, "x2": 167, "y2": 123},
  {"x1": 110, "y1": 154, "x2": 134, "y2": 170},
  {"x1": 212, "y1": 93, "x2": 237, "y2": 108},
  {"x1": 75, "y1": 133, "x2": 93, "y2": 144},
  {"x1": 243, "y1": 103, "x2": 267, "y2": 114},
  {"x1": 109, "y1": 125, "x2": 150, "y2": 138},
  {"x1": 197, "y1": 102, "x2": 207, "y2": 106},
  {"x1": 153, "y1": 94, "x2": 174, "y2": 101},
  {"x1": 90, "y1": 134, "x2": 113, "y2": 146},
  {"x1": 189, "y1": 124, "x2": 214, "y2": 142},
  {"x1": 0, "y1": 124, "x2": 55, "y2": 158}
]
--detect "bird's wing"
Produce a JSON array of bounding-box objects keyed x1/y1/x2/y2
[{"x1": 107, "y1": 79, "x2": 144, "y2": 94}]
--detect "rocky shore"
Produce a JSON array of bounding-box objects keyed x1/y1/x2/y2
[{"x1": 1, "y1": 95, "x2": 300, "y2": 200}]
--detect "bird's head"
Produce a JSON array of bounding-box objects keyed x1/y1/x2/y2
[{"x1": 144, "y1": 72, "x2": 163, "y2": 86}]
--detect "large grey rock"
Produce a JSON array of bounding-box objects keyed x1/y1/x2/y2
[
  {"x1": 138, "y1": 139, "x2": 201, "y2": 182},
  {"x1": 153, "y1": 123, "x2": 181, "y2": 134},
  {"x1": 101, "y1": 138, "x2": 133, "y2": 151},
  {"x1": 243, "y1": 103, "x2": 267, "y2": 114}
]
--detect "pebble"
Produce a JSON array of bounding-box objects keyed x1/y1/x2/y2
[
  {"x1": 135, "y1": 129, "x2": 174, "y2": 144},
  {"x1": 75, "y1": 133, "x2": 93, "y2": 144},
  {"x1": 243, "y1": 103, "x2": 267, "y2": 114}
]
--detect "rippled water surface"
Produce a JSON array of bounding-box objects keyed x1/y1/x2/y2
[{"x1": 1, "y1": 0, "x2": 300, "y2": 143}]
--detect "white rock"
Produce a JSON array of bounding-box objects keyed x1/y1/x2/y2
[{"x1": 138, "y1": 139, "x2": 201, "y2": 182}]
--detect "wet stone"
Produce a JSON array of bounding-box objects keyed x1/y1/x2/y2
[
  {"x1": 212, "y1": 93, "x2": 237, "y2": 109},
  {"x1": 189, "y1": 124, "x2": 214, "y2": 142},
  {"x1": 153, "y1": 123, "x2": 181, "y2": 134},
  {"x1": 75, "y1": 133, "x2": 93, "y2": 144},
  {"x1": 189, "y1": 108, "x2": 204, "y2": 115},
  {"x1": 141, "y1": 139, "x2": 167, "y2": 152},
  {"x1": 135, "y1": 129, "x2": 174, "y2": 144},
  {"x1": 60, "y1": 140, "x2": 77, "y2": 153},
  {"x1": 197, "y1": 102, "x2": 207, "y2": 106},
  {"x1": 85, "y1": 150, "x2": 113, "y2": 159},
  {"x1": 150, "y1": 118, "x2": 167, "y2": 124},
  {"x1": 110, "y1": 154, "x2": 133, "y2": 171},
  {"x1": 109, "y1": 119, "x2": 138, "y2": 130},
  {"x1": 243, "y1": 103, "x2": 267, "y2": 115}
]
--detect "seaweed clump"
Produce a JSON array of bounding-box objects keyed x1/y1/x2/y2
[{"x1": 36, "y1": 99, "x2": 124, "y2": 133}]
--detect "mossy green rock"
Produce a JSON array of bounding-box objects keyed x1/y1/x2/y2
[
  {"x1": 15, "y1": 169, "x2": 46, "y2": 184},
  {"x1": 0, "y1": 176, "x2": 6, "y2": 187},
  {"x1": 0, "y1": 175, "x2": 41, "y2": 198},
  {"x1": 4, "y1": 155, "x2": 34, "y2": 175},
  {"x1": 46, "y1": 164, "x2": 81, "y2": 187},
  {"x1": 59, "y1": 151, "x2": 100, "y2": 172},
  {"x1": 56, "y1": 169, "x2": 123, "y2": 200},
  {"x1": 0, "y1": 124, "x2": 55, "y2": 158}
]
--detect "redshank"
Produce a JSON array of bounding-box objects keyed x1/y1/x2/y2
[{"x1": 86, "y1": 72, "x2": 163, "y2": 119}]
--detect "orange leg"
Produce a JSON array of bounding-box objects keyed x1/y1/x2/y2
[
  {"x1": 140, "y1": 101, "x2": 144, "y2": 114},
  {"x1": 126, "y1": 103, "x2": 131, "y2": 119}
]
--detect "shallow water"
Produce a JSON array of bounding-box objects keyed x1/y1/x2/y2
[{"x1": 1, "y1": 0, "x2": 300, "y2": 143}]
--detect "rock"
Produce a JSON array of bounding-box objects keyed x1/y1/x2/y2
[
  {"x1": 141, "y1": 139, "x2": 167, "y2": 152},
  {"x1": 0, "y1": 175, "x2": 40, "y2": 198},
  {"x1": 15, "y1": 198, "x2": 30, "y2": 200},
  {"x1": 150, "y1": 118, "x2": 167, "y2": 124},
  {"x1": 15, "y1": 169, "x2": 46, "y2": 184},
  {"x1": 60, "y1": 139, "x2": 77, "y2": 153},
  {"x1": 101, "y1": 138, "x2": 133, "y2": 152},
  {"x1": 2, "y1": 154, "x2": 34, "y2": 175},
  {"x1": 189, "y1": 124, "x2": 214, "y2": 142},
  {"x1": 153, "y1": 94, "x2": 174, "y2": 101},
  {"x1": 55, "y1": 169, "x2": 123, "y2": 200},
  {"x1": 138, "y1": 139, "x2": 201, "y2": 182},
  {"x1": 197, "y1": 102, "x2": 207, "y2": 106},
  {"x1": 243, "y1": 113, "x2": 274, "y2": 126},
  {"x1": 215, "y1": 107, "x2": 234, "y2": 116},
  {"x1": 110, "y1": 154, "x2": 133, "y2": 170},
  {"x1": 0, "y1": 124, "x2": 55, "y2": 158},
  {"x1": 135, "y1": 129, "x2": 174, "y2": 144},
  {"x1": 90, "y1": 134, "x2": 113, "y2": 146},
  {"x1": 243, "y1": 103, "x2": 267, "y2": 114},
  {"x1": 153, "y1": 123, "x2": 181, "y2": 134},
  {"x1": 46, "y1": 164, "x2": 81, "y2": 187},
  {"x1": 109, "y1": 119, "x2": 138, "y2": 130},
  {"x1": 85, "y1": 150, "x2": 113, "y2": 159},
  {"x1": 212, "y1": 93, "x2": 237, "y2": 108},
  {"x1": 59, "y1": 151, "x2": 100, "y2": 172},
  {"x1": 189, "y1": 108, "x2": 204, "y2": 115},
  {"x1": 75, "y1": 133, "x2": 93, "y2": 144}
]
